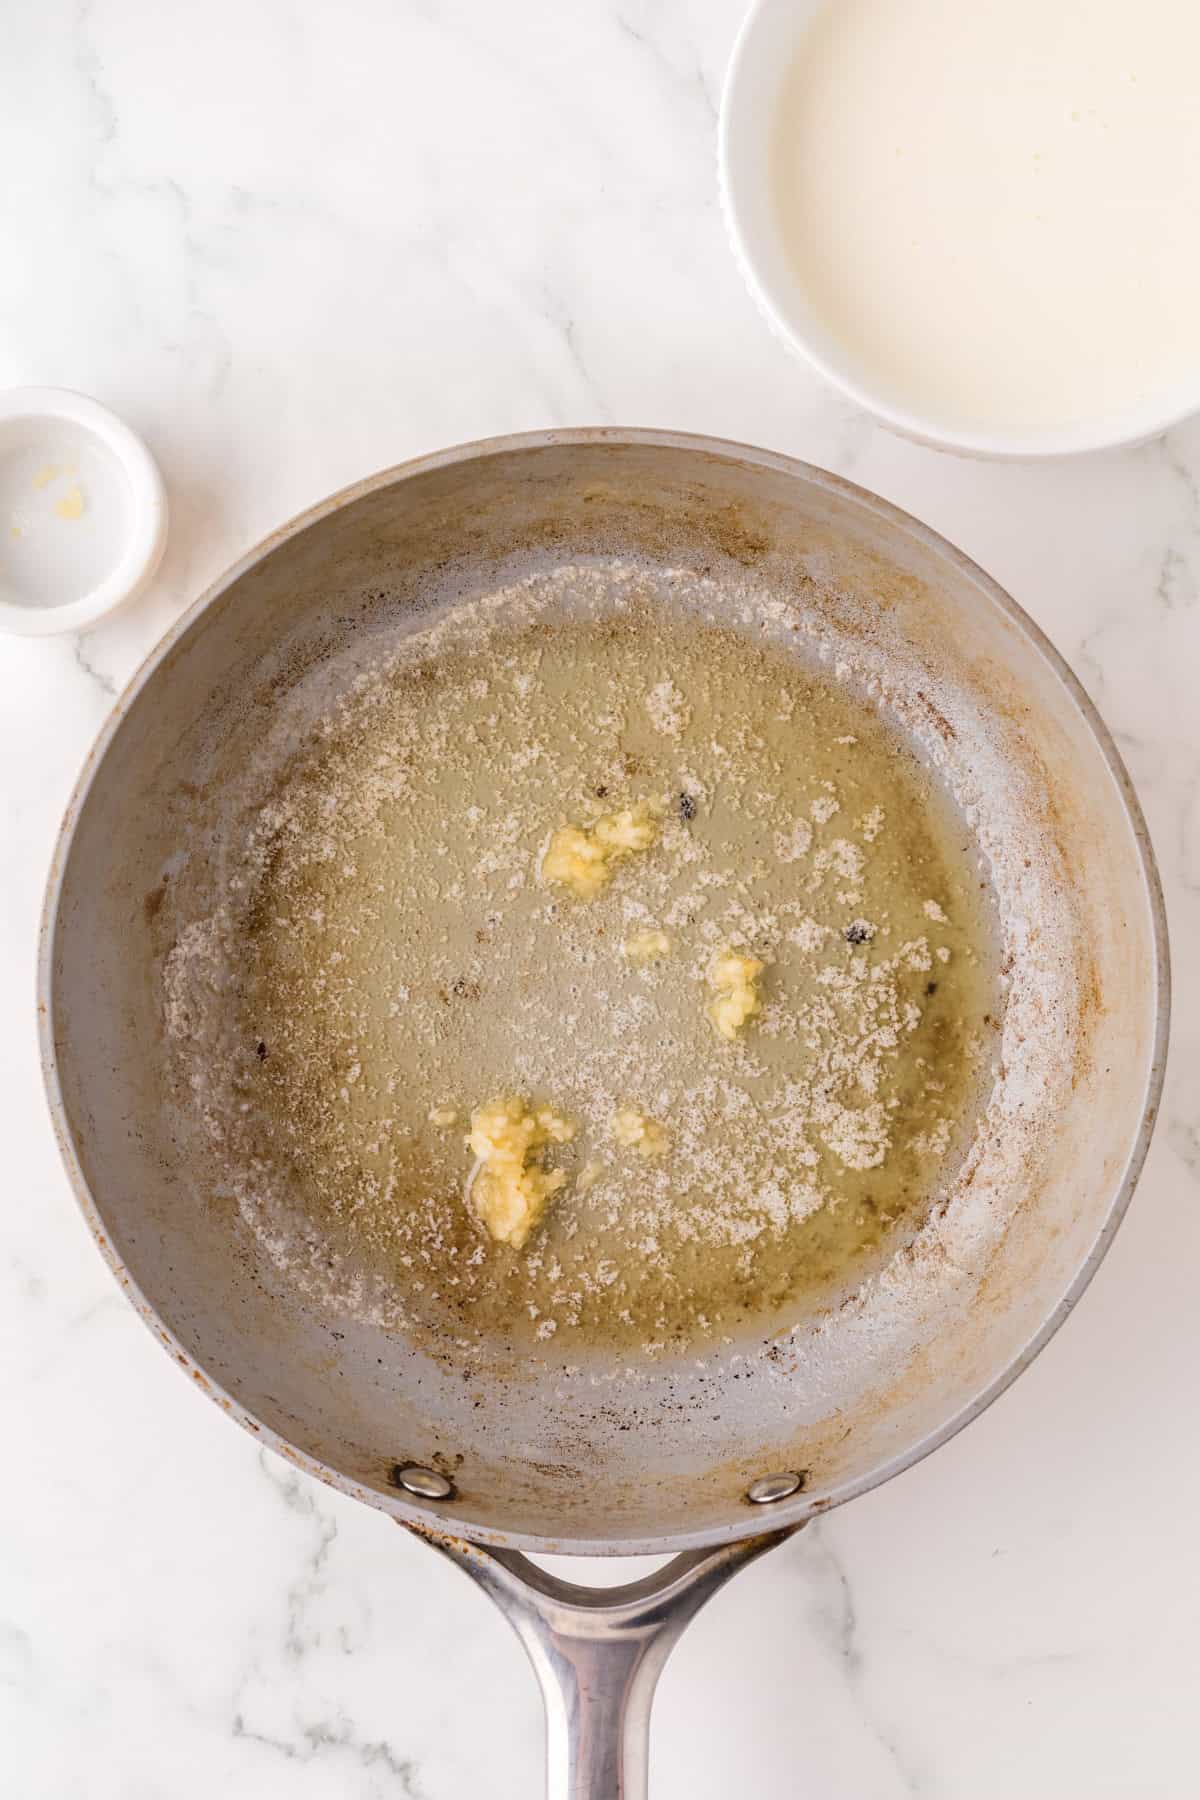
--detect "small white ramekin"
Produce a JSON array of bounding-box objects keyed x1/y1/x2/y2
[
  {"x1": 718, "y1": 0, "x2": 1199, "y2": 459},
  {"x1": 0, "y1": 387, "x2": 167, "y2": 636}
]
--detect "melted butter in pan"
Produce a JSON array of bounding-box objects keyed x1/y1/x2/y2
[{"x1": 227, "y1": 586, "x2": 1002, "y2": 1355}]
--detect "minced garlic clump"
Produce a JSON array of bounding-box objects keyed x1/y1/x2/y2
[
  {"x1": 622, "y1": 927, "x2": 672, "y2": 962},
  {"x1": 610, "y1": 1107, "x2": 670, "y2": 1158},
  {"x1": 467, "y1": 1096, "x2": 575, "y2": 1248},
  {"x1": 541, "y1": 802, "x2": 659, "y2": 900},
  {"x1": 705, "y1": 947, "x2": 764, "y2": 1040}
]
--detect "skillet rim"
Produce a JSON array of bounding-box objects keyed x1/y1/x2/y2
[{"x1": 37, "y1": 427, "x2": 1171, "y2": 1554}]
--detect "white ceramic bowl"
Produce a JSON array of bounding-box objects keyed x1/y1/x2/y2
[
  {"x1": 0, "y1": 387, "x2": 167, "y2": 636},
  {"x1": 719, "y1": 0, "x2": 1199, "y2": 459}
]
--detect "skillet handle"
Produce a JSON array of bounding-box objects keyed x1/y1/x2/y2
[{"x1": 405, "y1": 1520, "x2": 800, "y2": 1799}]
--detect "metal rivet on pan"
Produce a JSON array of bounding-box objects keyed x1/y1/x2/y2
[
  {"x1": 746, "y1": 1470, "x2": 805, "y2": 1505},
  {"x1": 392, "y1": 1463, "x2": 455, "y2": 1501}
]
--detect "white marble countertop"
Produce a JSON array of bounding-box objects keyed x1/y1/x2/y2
[{"x1": 2, "y1": 4, "x2": 1197, "y2": 1795}]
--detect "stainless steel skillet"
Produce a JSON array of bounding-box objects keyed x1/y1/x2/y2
[{"x1": 39, "y1": 430, "x2": 1168, "y2": 1797}]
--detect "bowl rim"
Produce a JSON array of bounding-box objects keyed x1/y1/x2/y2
[
  {"x1": 718, "y1": 0, "x2": 1200, "y2": 460},
  {"x1": 38, "y1": 427, "x2": 1171, "y2": 1553}
]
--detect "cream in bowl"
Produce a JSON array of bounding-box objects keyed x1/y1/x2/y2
[{"x1": 720, "y1": 0, "x2": 1200, "y2": 457}]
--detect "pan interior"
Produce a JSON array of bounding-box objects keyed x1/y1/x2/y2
[
  {"x1": 47, "y1": 439, "x2": 1162, "y2": 1547},
  {"x1": 163, "y1": 563, "x2": 1001, "y2": 1363}
]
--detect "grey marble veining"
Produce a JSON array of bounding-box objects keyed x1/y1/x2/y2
[{"x1": 1, "y1": 3, "x2": 1196, "y2": 1795}]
